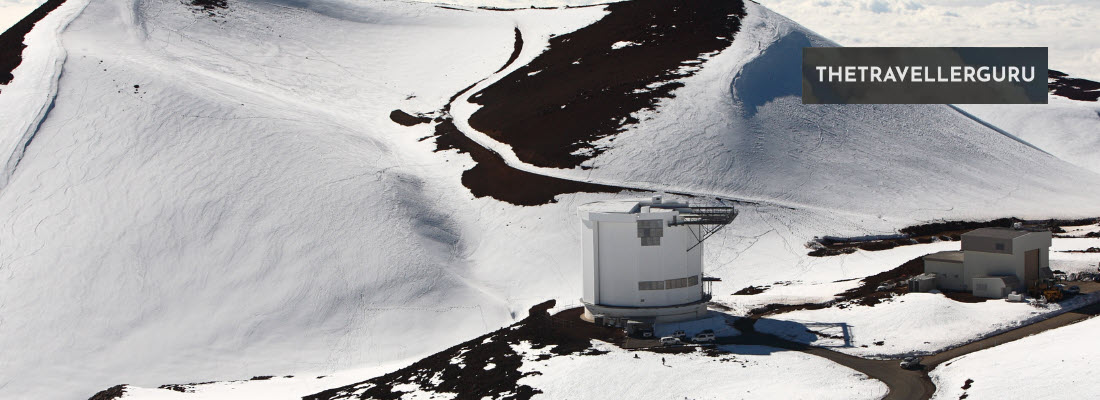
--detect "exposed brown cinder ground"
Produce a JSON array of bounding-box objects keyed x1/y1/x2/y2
[
  {"x1": 388, "y1": 109, "x2": 432, "y2": 126},
  {"x1": 0, "y1": 0, "x2": 67, "y2": 86},
  {"x1": 1049, "y1": 69, "x2": 1100, "y2": 102},
  {"x1": 467, "y1": 0, "x2": 747, "y2": 169},
  {"x1": 86, "y1": 384, "x2": 126, "y2": 400},
  {"x1": 745, "y1": 256, "x2": 927, "y2": 317},
  {"x1": 496, "y1": 27, "x2": 523, "y2": 74},
  {"x1": 432, "y1": 118, "x2": 625, "y2": 206},
  {"x1": 809, "y1": 217, "x2": 1098, "y2": 257},
  {"x1": 303, "y1": 301, "x2": 623, "y2": 400}
]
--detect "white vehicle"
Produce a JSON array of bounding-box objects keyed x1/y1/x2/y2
[
  {"x1": 671, "y1": 330, "x2": 686, "y2": 339},
  {"x1": 900, "y1": 357, "x2": 922, "y2": 370},
  {"x1": 692, "y1": 331, "x2": 716, "y2": 343},
  {"x1": 659, "y1": 336, "x2": 682, "y2": 346}
]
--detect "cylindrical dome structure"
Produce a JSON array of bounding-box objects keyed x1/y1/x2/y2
[{"x1": 579, "y1": 196, "x2": 731, "y2": 323}]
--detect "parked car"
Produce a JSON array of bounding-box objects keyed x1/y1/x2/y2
[
  {"x1": 692, "y1": 330, "x2": 716, "y2": 343},
  {"x1": 660, "y1": 336, "x2": 682, "y2": 346},
  {"x1": 1065, "y1": 285, "x2": 1081, "y2": 295},
  {"x1": 899, "y1": 357, "x2": 922, "y2": 370},
  {"x1": 671, "y1": 330, "x2": 686, "y2": 339}
]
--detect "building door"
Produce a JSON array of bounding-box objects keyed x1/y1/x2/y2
[{"x1": 1025, "y1": 249, "x2": 1040, "y2": 288}]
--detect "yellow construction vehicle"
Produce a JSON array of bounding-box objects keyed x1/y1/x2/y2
[{"x1": 1029, "y1": 279, "x2": 1063, "y2": 302}]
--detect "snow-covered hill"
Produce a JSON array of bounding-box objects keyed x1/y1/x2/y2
[
  {"x1": 1, "y1": 0, "x2": 1099, "y2": 398},
  {"x1": 500, "y1": 2, "x2": 1100, "y2": 220},
  {"x1": 929, "y1": 313, "x2": 1100, "y2": 400},
  {"x1": 957, "y1": 97, "x2": 1100, "y2": 175},
  {"x1": 0, "y1": 0, "x2": 612, "y2": 398}
]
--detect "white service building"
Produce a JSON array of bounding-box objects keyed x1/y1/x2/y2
[
  {"x1": 579, "y1": 197, "x2": 735, "y2": 323},
  {"x1": 923, "y1": 227, "x2": 1051, "y2": 298}
]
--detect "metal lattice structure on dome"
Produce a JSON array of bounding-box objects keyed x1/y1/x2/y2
[{"x1": 670, "y1": 205, "x2": 738, "y2": 251}]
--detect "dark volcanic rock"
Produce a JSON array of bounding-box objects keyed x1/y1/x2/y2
[
  {"x1": 190, "y1": 0, "x2": 227, "y2": 10},
  {"x1": 304, "y1": 301, "x2": 623, "y2": 400},
  {"x1": 0, "y1": 0, "x2": 67, "y2": 85},
  {"x1": 389, "y1": 109, "x2": 432, "y2": 126},
  {"x1": 1049, "y1": 69, "x2": 1100, "y2": 102},
  {"x1": 432, "y1": 118, "x2": 625, "y2": 206},
  {"x1": 87, "y1": 384, "x2": 127, "y2": 400},
  {"x1": 468, "y1": 0, "x2": 747, "y2": 169}
]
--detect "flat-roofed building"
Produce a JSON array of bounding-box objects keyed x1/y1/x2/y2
[{"x1": 922, "y1": 227, "x2": 1051, "y2": 298}]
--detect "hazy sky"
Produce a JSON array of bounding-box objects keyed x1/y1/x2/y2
[
  {"x1": 757, "y1": 0, "x2": 1100, "y2": 80},
  {"x1": 1, "y1": 0, "x2": 1096, "y2": 79}
]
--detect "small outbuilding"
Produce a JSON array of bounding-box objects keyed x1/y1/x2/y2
[{"x1": 908, "y1": 272, "x2": 938, "y2": 293}]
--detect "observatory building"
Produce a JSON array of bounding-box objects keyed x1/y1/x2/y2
[{"x1": 578, "y1": 197, "x2": 736, "y2": 323}]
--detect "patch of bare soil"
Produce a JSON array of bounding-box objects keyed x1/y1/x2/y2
[
  {"x1": 808, "y1": 217, "x2": 1099, "y2": 257},
  {"x1": 303, "y1": 301, "x2": 624, "y2": 400},
  {"x1": 189, "y1": 0, "x2": 226, "y2": 10},
  {"x1": 747, "y1": 256, "x2": 927, "y2": 317},
  {"x1": 389, "y1": 109, "x2": 432, "y2": 126},
  {"x1": 496, "y1": 27, "x2": 523, "y2": 74},
  {"x1": 467, "y1": 0, "x2": 747, "y2": 169},
  {"x1": 733, "y1": 285, "x2": 769, "y2": 295},
  {"x1": 1049, "y1": 69, "x2": 1100, "y2": 102},
  {"x1": 87, "y1": 385, "x2": 126, "y2": 400},
  {"x1": 0, "y1": 0, "x2": 67, "y2": 86},
  {"x1": 433, "y1": 118, "x2": 626, "y2": 205}
]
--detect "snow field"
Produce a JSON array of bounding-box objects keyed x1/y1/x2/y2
[
  {"x1": 929, "y1": 315, "x2": 1100, "y2": 400},
  {"x1": 515, "y1": 340, "x2": 889, "y2": 400},
  {"x1": 2, "y1": 0, "x2": 1100, "y2": 397},
  {"x1": 0, "y1": 0, "x2": 86, "y2": 190},
  {"x1": 543, "y1": 2, "x2": 1100, "y2": 221},
  {"x1": 0, "y1": 0, "x2": 598, "y2": 397},
  {"x1": 750, "y1": 235, "x2": 1100, "y2": 358}
]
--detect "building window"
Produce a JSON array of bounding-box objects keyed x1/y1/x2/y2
[
  {"x1": 666, "y1": 277, "x2": 688, "y2": 289},
  {"x1": 995, "y1": 242, "x2": 1005, "y2": 250},
  {"x1": 637, "y1": 219, "x2": 663, "y2": 246},
  {"x1": 639, "y1": 276, "x2": 700, "y2": 291}
]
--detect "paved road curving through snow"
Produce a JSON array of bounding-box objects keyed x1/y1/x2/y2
[{"x1": 731, "y1": 291, "x2": 1100, "y2": 400}]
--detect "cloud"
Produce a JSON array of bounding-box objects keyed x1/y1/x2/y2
[
  {"x1": 865, "y1": 0, "x2": 892, "y2": 13},
  {"x1": 757, "y1": 0, "x2": 1100, "y2": 80}
]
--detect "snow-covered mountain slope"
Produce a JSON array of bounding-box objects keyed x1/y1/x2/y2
[
  {"x1": 446, "y1": 1, "x2": 1100, "y2": 221},
  {"x1": 112, "y1": 302, "x2": 888, "y2": 400},
  {"x1": 957, "y1": 97, "x2": 1100, "y2": 175},
  {"x1": 524, "y1": 2, "x2": 1100, "y2": 220},
  {"x1": 0, "y1": 0, "x2": 611, "y2": 398},
  {"x1": 929, "y1": 314, "x2": 1100, "y2": 400},
  {"x1": 2, "y1": 0, "x2": 1100, "y2": 398},
  {"x1": 0, "y1": 0, "x2": 84, "y2": 191}
]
